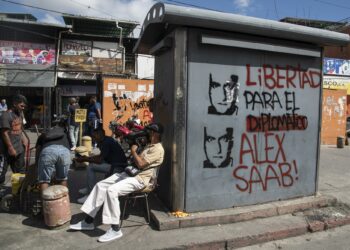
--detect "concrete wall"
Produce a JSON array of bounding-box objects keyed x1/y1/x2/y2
[{"x1": 184, "y1": 28, "x2": 322, "y2": 212}]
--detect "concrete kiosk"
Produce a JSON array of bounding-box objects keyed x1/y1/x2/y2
[{"x1": 134, "y1": 3, "x2": 350, "y2": 212}]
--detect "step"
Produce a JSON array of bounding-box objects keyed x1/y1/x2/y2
[
  {"x1": 151, "y1": 194, "x2": 337, "y2": 231},
  {"x1": 111, "y1": 202, "x2": 350, "y2": 250}
]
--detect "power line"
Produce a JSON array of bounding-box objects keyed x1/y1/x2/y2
[
  {"x1": 69, "y1": 0, "x2": 115, "y2": 18},
  {"x1": 0, "y1": 0, "x2": 142, "y2": 30},
  {"x1": 0, "y1": 0, "x2": 124, "y2": 20},
  {"x1": 0, "y1": 24, "x2": 136, "y2": 55},
  {"x1": 273, "y1": 0, "x2": 279, "y2": 19},
  {"x1": 314, "y1": 0, "x2": 350, "y2": 10},
  {"x1": 0, "y1": 0, "x2": 70, "y2": 15},
  {"x1": 164, "y1": 0, "x2": 225, "y2": 12}
]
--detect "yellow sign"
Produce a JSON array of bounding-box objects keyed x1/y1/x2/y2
[
  {"x1": 323, "y1": 76, "x2": 350, "y2": 94},
  {"x1": 75, "y1": 109, "x2": 87, "y2": 122}
]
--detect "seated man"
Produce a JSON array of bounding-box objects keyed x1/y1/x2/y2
[
  {"x1": 76, "y1": 128, "x2": 127, "y2": 204},
  {"x1": 37, "y1": 116, "x2": 71, "y2": 193},
  {"x1": 70, "y1": 123, "x2": 164, "y2": 243}
]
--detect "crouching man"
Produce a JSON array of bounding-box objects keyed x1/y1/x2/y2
[{"x1": 69, "y1": 123, "x2": 164, "y2": 243}]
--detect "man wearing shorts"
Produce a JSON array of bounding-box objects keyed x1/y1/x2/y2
[{"x1": 37, "y1": 116, "x2": 71, "y2": 193}]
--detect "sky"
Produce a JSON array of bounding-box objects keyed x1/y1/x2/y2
[{"x1": 0, "y1": 0, "x2": 350, "y2": 36}]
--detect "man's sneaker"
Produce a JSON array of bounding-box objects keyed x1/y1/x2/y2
[
  {"x1": 70, "y1": 146, "x2": 76, "y2": 151},
  {"x1": 69, "y1": 220, "x2": 94, "y2": 231},
  {"x1": 98, "y1": 228, "x2": 123, "y2": 242},
  {"x1": 77, "y1": 195, "x2": 89, "y2": 204},
  {"x1": 78, "y1": 187, "x2": 88, "y2": 195}
]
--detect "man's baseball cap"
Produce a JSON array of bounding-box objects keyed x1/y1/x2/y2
[{"x1": 145, "y1": 123, "x2": 164, "y2": 134}]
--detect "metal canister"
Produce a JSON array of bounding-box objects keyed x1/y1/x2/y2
[{"x1": 42, "y1": 185, "x2": 71, "y2": 228}]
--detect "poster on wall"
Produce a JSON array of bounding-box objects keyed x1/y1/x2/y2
[
  {"x1": 62, "y1": 40, "x2": 92, "y2": 56},
  {"x1": 323, "y1": 76, "x2": 350, "y2": 94},
  {"x1": 0, "y1": 40, "x2": 55, "y2": 65},
  {"x1": 324, "y1": 58, "x2": 350, "y2": 76},
  {"x1": 0, "y1": 40, "x2": 56, "y2": 86}
]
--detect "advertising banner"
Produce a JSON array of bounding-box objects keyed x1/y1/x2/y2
[
  {"x1": 323, "y1": 76, "x2": 350, "y2": 94},
  {"x1": 0, "y1": 40, "x2": 55, "y2": 65},
  {"x1": 324, "y1": 58, "x2": 350, "y2": 76},
  {"x1": 62, "y1": 40, "x2": 92, "y2": 56}
]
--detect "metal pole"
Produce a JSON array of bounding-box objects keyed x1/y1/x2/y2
[{"x1": 79, "y1": 122, "x2": 83, "y2": 146}]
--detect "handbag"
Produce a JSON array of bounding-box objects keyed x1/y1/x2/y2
[{"x1": 124, "y1": 165, "x2": 141, "y2": 177}]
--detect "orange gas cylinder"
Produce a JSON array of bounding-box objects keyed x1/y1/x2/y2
[{"x1": 42, "y1": 185, "x2": 71, "y2": 228}]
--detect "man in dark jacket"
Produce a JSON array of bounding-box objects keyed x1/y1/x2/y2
[
  {"x1": 37, "y1": 116, "x2": 71, "y2": 193},
  {"x1": 76, "y1": 127, "x2": 127, "y2": 204}
]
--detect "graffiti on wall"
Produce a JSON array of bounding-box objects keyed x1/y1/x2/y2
[
  {"x1": 232, "y1": 63, "x2": 320, "y2": 193},
  {"x1": 104, "y1": 82, "x2": 154, "y2": 127},
  {"x1": 203, "y1": 63, "x2": 321, "y2": 194},
  {"x1": 208, "y1": 73, "x2": 240, "y2": 115},
  {"x1": 203, "y1": 127, "x2": 234, "y2": 168}
]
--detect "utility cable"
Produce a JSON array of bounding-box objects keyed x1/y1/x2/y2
[
  {"x1": 0, "y1": 23, "x2": 137, "y2": 55},
  {"x1": 0, "y1": 0, "x2": 70, "y2": 15},
  {"x1": 164, "y1": 0, "x2": 220, "y2": 12},
  {"x1": 314, "y1": 0, "x2": 350, "y2": 10}
]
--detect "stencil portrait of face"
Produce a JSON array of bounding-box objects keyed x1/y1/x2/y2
[
  {"x1": 203, "y1": 127, "x2": 234, "y2": 168},
  {"x1": 208, "y1": 74, "x2": 239, "y2": 115}
]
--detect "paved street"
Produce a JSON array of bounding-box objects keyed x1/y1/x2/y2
[
  {"x1": 241, "y1": 145, "x2": 350, "y2": 250},
  {"x1": 0, "y1": 144, "x2": 350, "y2": 249}
]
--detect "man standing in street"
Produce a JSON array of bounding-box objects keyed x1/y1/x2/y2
[
  {"x1": 68, "y1": 97, "x2": 80, "y2": 151},
  {"x1": 0, "y1": 95, "x2": 27, "y2": 184},
  {"x1": 86, "y1": 96, "x2": 102, "y2": 147}
]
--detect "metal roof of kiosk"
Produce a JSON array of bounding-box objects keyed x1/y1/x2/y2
[{"x1": 134, "y1": 3, "x2": 350, "y2": 54}]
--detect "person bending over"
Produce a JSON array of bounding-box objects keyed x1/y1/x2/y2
[
  {"x1": 37, "y1": 116, "x2": 71, "y2": 193},
  {"x1": 70, "y1": 123, "x2": 164, "y2": 243},
  {"x1": 76, "y1": 128, "x2": 127, "y2": 204}
]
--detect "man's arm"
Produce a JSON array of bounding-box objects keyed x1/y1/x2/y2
[
  {"x1": 130, "y1": 145, "x2": 149, "y2": 169},
  {"x1": 1, "y1": 128, "x2": 16, "y2": 156}
]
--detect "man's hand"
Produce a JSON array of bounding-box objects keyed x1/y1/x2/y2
[
  {"x1": 130, "y1": 144, "x2": 148, "y2": 169},
  {"x1": 131, "y1": 145, "x2": 138, "y2": 153},
  {"x1": 8, "y1": 147, "x2": 16, "y2": 157}
]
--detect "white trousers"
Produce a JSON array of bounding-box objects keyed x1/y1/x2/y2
[{"x1": 81, "y1": 172, "x2": 145, "y2": 225}]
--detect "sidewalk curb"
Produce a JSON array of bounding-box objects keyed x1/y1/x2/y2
[{"x1": 152, "y1": 195, "x2": 336, "y2": 231}]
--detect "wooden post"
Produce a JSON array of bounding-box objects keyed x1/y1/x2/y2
[{"x1": 79, "y1": 122, "x2": 83, "y2": 146}]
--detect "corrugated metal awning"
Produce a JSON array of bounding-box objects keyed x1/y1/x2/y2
[
  {"x1": 134, "y1": 3, "x2": 350, "y2": 54},
  {"x1": 62, "y1": 15, "x2": 139, "y2": 38},
  {"x1": 0, "y1": 66, "x2": 55, "y2": 87}
]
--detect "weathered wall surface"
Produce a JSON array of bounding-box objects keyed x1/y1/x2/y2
[
  {"x1": 321, "y1": 89, "x2": 347, "y2": 145},
  {"x1": 185, "y1": 28, "x2": 322, "y2": 212},
  {"x1": 102, "y1": 78, "x2": 154, "y2": 135}
]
